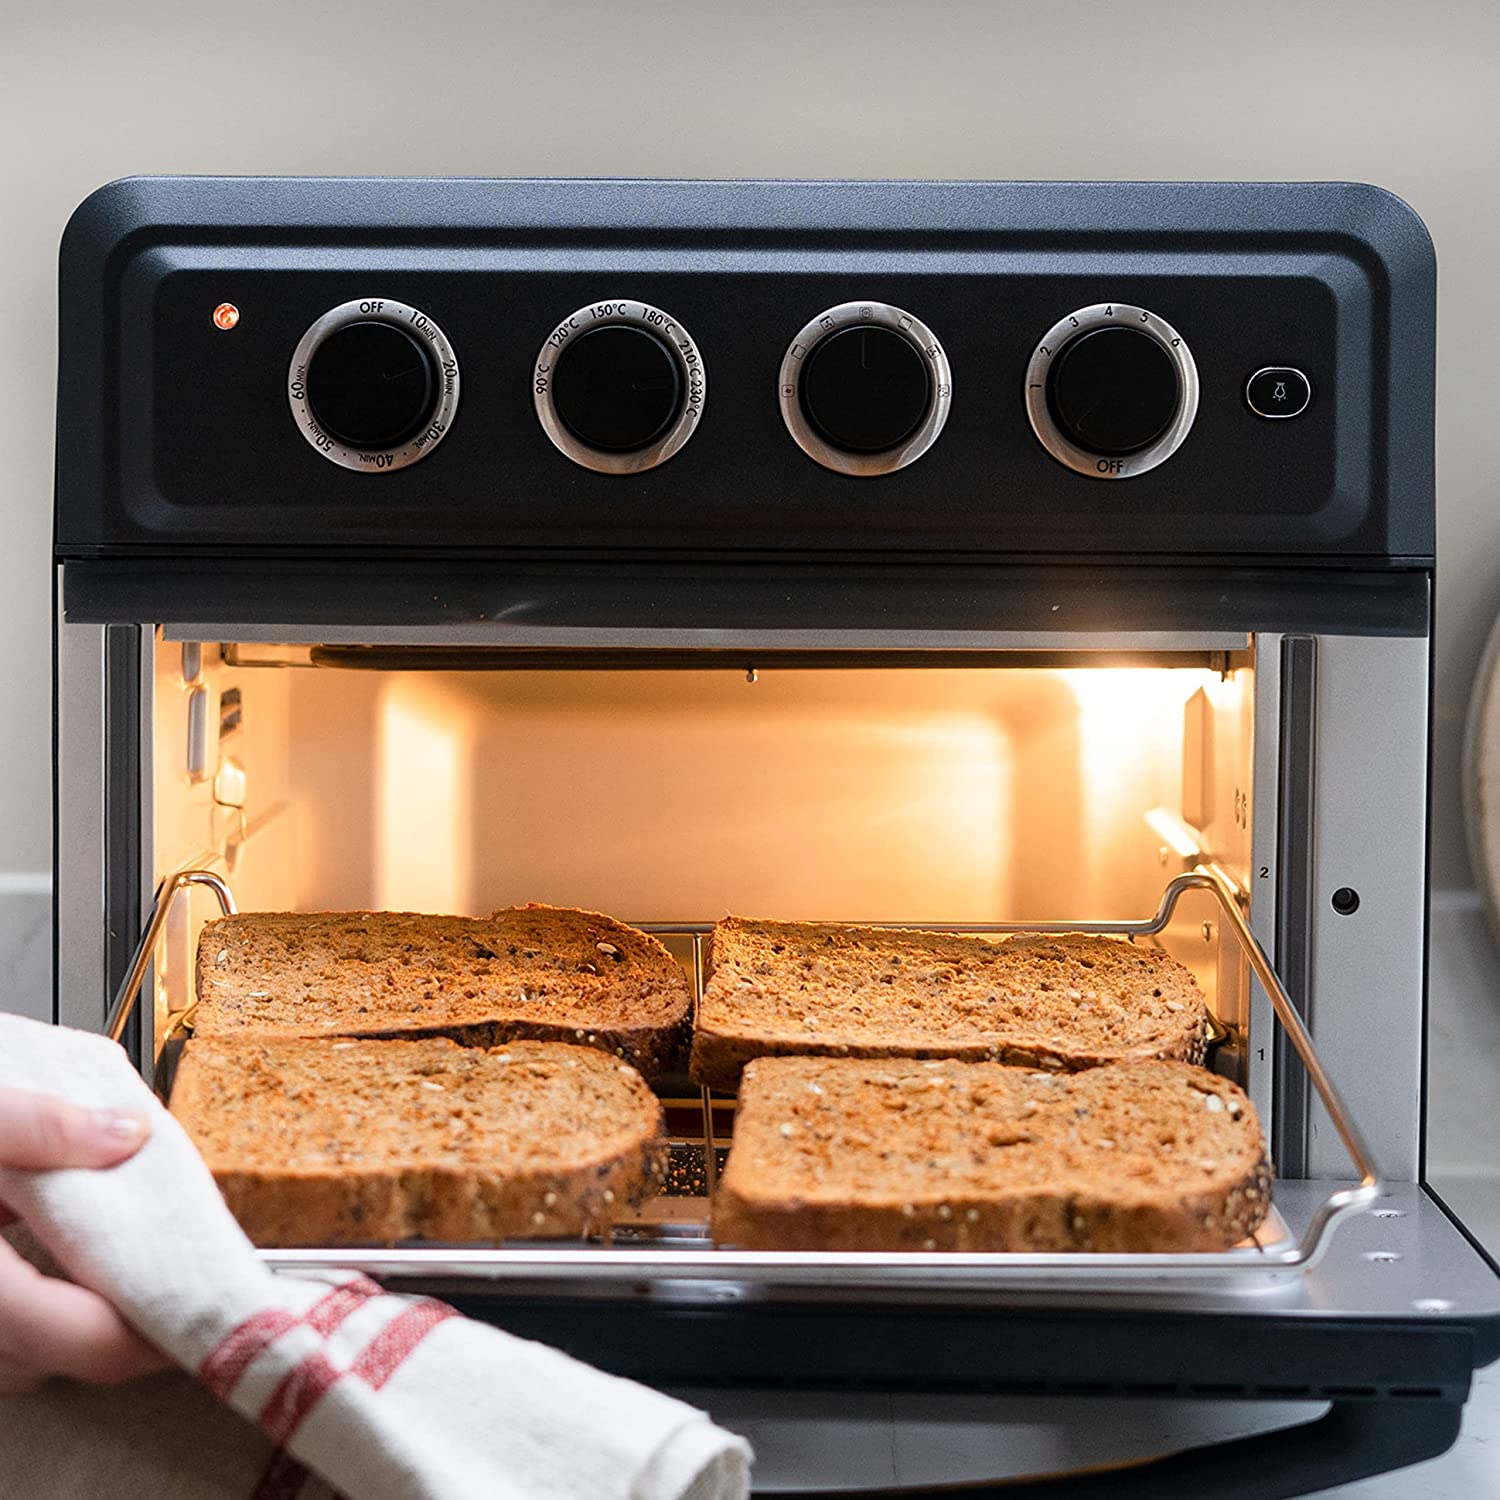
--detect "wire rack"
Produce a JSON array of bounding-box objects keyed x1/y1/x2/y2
[{"x1": 107, "y1": 865, "x2": 1379, "y2": 1295}]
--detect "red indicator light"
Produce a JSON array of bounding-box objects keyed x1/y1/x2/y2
[{"x1": 213, "y1": 302, "x2": 240, "y2": 331}]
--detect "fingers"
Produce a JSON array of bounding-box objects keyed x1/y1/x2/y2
[
  {"x1": 0, "y1": 1237, "x2": 170, "y2": 1387},
  {"x1": 0, "y1": 1085, "x2": 151, "y2": 1172}
]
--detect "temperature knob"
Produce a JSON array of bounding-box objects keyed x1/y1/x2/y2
[
  {"x1": 534, "y1": 301, "x2": 705, "y2": 473},
  {"x1": 288, "y1": 298, "x2": 460, "y2": 472},
  {"x1": 780, "y1": 302, "x2": 952, "y2": 476},
  {"x1": 1024, "y1": 304, "x2": 1198, "y2": 479}
]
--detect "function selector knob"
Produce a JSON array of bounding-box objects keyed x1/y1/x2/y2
[
  {"x1": 534, "y1": 302, "x2": 705, "y2": 473},
  {"x1": 1024, "y1": 304, "x2": 1198, "y2": 479},
  {"x1": 780, "y1": 302, "x2": 952, "y2": 476},
  {"x1": 288, "y1": 299, "x2": 460, "y2": 473}
]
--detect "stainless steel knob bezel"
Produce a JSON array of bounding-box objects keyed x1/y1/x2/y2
[
  {"x1": 533, "y1": 301, "x2": 706, "y2": 474},
  {"x1": 1024, "y1": 303, "x2": 1198, "y2": 480},
  {"x1": 779, "y1": 301, "x2": 953, "y2": 477},
  {"x1": 287, "y1": 298, "x2": 460, "y2": 473}
]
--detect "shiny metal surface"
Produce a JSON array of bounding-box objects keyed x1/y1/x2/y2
[
  {"x1": 254, "y1": 1186, "x2": 1499, "y2": 1319},
  {"x1": 105, "y1": 867, "x2": 236, "y2": 1044},
  {"x1": 1024, "y1": 302, "x2": 1199, "y2": 479},
  {"x1": 162, "y1": 624, "x2": 1249, "y2": 651},
  {"x1": 532, "y1": 300, "x2": 705, "y2": 473},
  {"x1": 778, "y1": 301, "x2": 952, "y2": 476},
  {"x1": 287, "y1": 298, "x2": 461, "y2": 473},
  {"x1": 55, "y1": 609, "x2": 107, "y2": 1031},
  {"x1": 1304, "y1": 635, "x2": 1428, "y2": 1179}
]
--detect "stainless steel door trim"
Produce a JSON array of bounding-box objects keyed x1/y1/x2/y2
[
  {"x1": 1249, "y1": 636, "x2": 1282, "y2": 1153},
  {"x1": 1274, "y1": 636, "x2": 1317, "y2": 1175},
  {"x1": 55, "y1": 606, "x2": 107, "y2": 1032},
  {"x1": 1304, "y1": 634, "x2": 1428, "y2": 1180},
  {"x1": 161, "y1": 624, "x2": 1251, "y2": 651}
]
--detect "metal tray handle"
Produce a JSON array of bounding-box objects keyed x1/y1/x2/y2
[{"x1": 105, "y1": 868, "x2": 236, "y2": 1045}]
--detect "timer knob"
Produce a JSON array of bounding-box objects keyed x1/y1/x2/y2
[
  {"x1": 1024, "y1": 305, "x2": 1198, "y2": 479},
  {"x1": 288, "y1": 299, "x2": 460, "y2": 473},
  {"x1": 306, "y1": 322, "x2": 437, "y2": 449},
  {"x1": 534, "y1": 302, "x2": 706, "y2": 474},
  {"x1": 779, "y1": 302, "x2": 952, "y2": 476}
]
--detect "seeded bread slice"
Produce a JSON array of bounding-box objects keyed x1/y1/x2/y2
[
  {"x1": 691, "y1": 919, "x2": 1209, "y2": 1091},
  {"x1": 169, "y1": 1036, "x2": 665, "y2": 1246},
  {"x1": 192, "y1": 904, "x2": 691, "y2": 1078},
  {"x1": 713, "y1": 1055, "x2": 1270, "y2": 1253}
]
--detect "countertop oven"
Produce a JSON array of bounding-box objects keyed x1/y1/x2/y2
[{"x1": 52, "y1": 176, "x2": 1500, "y2": 1496}]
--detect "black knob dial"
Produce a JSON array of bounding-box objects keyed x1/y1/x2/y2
[
  {"x1": 800, "y1": 324, "x2": 933, "y2": 454},
  {"x1": 551, "y1": 324, "x2": 684, "y2": 453},
  {"x1": 1046, "y1": 326, "x2": 1182, "y2": 457},
  {"x1": 305, "y1": 320, "x2": 439, "y2": 450}
]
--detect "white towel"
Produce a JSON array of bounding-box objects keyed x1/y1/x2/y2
[{"x1": 0, "y1": 1014, "x2": 751, "y2": 1500}]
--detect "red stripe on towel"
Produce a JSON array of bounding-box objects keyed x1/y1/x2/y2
[
  {"x1": 201, "y1": 1308, "x2": 298, "y2": 1400},
  {"x1": 201, "y1": 1276, "x2": 381, "y2": 1402},
  {"x1": 259, "y1": 1351, "x2": 341, "y2": 1447},
  {"x1": 256, "y1": 1297, "x2": 456, "y2": 1448},
  {"x1": 349, "y1": 1299, "x2": 456, "y2": 1389},
  {"x1": 303, "y1": 1275, "x2": 383, "y2": 1335}
]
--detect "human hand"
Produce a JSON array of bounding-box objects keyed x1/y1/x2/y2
[{"x1": 0, "y1": 1086, "x2": 170, "y2": 1393}]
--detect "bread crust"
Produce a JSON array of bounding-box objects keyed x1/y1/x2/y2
[
  {"x1": 713, "y1": 1056, "x2": 1271, "y2": 1254},
  {"x1": 170, "y1": 1036, "x2": 666, "y2": 1247},
  {"x1": 692, "y1": 919, "x2": 1210, "y2": 1091},
  {"x1": 193, "y1": 904, "x2": 690, "y2": 1079}
]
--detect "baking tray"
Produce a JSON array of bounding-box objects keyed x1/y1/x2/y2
[{"x1": 107, "y1": 866, "x2": 1378, "y2": 1296}]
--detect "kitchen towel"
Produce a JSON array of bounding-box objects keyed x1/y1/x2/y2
[{"x1": 0, "y1": 1014, "x2": 751, "y2": 1500}]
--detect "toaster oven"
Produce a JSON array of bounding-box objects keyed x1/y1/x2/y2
[{"x1": 52, "y1": 176, "x2": 1500, "y2": 1496}]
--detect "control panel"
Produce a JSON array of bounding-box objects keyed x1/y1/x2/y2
[{"x1": 57, "y1": 178, "x2": 1434, "y2": 561}]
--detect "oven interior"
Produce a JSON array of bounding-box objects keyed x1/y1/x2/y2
[{"x1": 139, "y1": 632, "x2": 1285, "y2": 1253}]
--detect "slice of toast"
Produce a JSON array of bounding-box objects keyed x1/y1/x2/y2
[
  {"x1": 713, "y1": 1055, "x2": 1270, "y2": 1253},
  {"x1": 691, "y1": 918, "x2": 1209, "y2": 1091},
  {"x1": 169, "y1": 1036, "x2": 665, "y2": 1246},
  {"x1": 192, "y1": 904, "x2": 690, "y2": 1078}
]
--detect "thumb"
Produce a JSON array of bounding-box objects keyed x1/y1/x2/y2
[{"x1": 0, "y1": 1086, "x2": 152, "y2": 1171}]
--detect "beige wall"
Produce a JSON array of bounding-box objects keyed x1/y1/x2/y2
[{"x1": 2, "y1": 0, "x2": 1498, "y2": 889}]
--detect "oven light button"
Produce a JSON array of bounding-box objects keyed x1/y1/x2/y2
[
  {"x1": 288, "y1": 299, "x2": 460, "y2": 473},
  {"x1": 1246, "y1": 367, "x2": 1312, "y2": 419}
]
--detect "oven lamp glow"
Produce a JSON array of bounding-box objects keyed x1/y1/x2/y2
[{"x1": 212, "y1": 302, "x2": 240, "y2": 331}]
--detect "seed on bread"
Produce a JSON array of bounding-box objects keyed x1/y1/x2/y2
[
  {"x1": 692, "y1": 920, "x2": 1211, "y2": 1091},
  {"x1": 191, "y1": 904, "x2": 691, "y2": 1079},
  {"x1": 713, "y1": 1055, "x2": 1271, "y2": 1254},
  {"x1": 169, "y1": 1036, "x2": 665, "y2": 1247}
]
